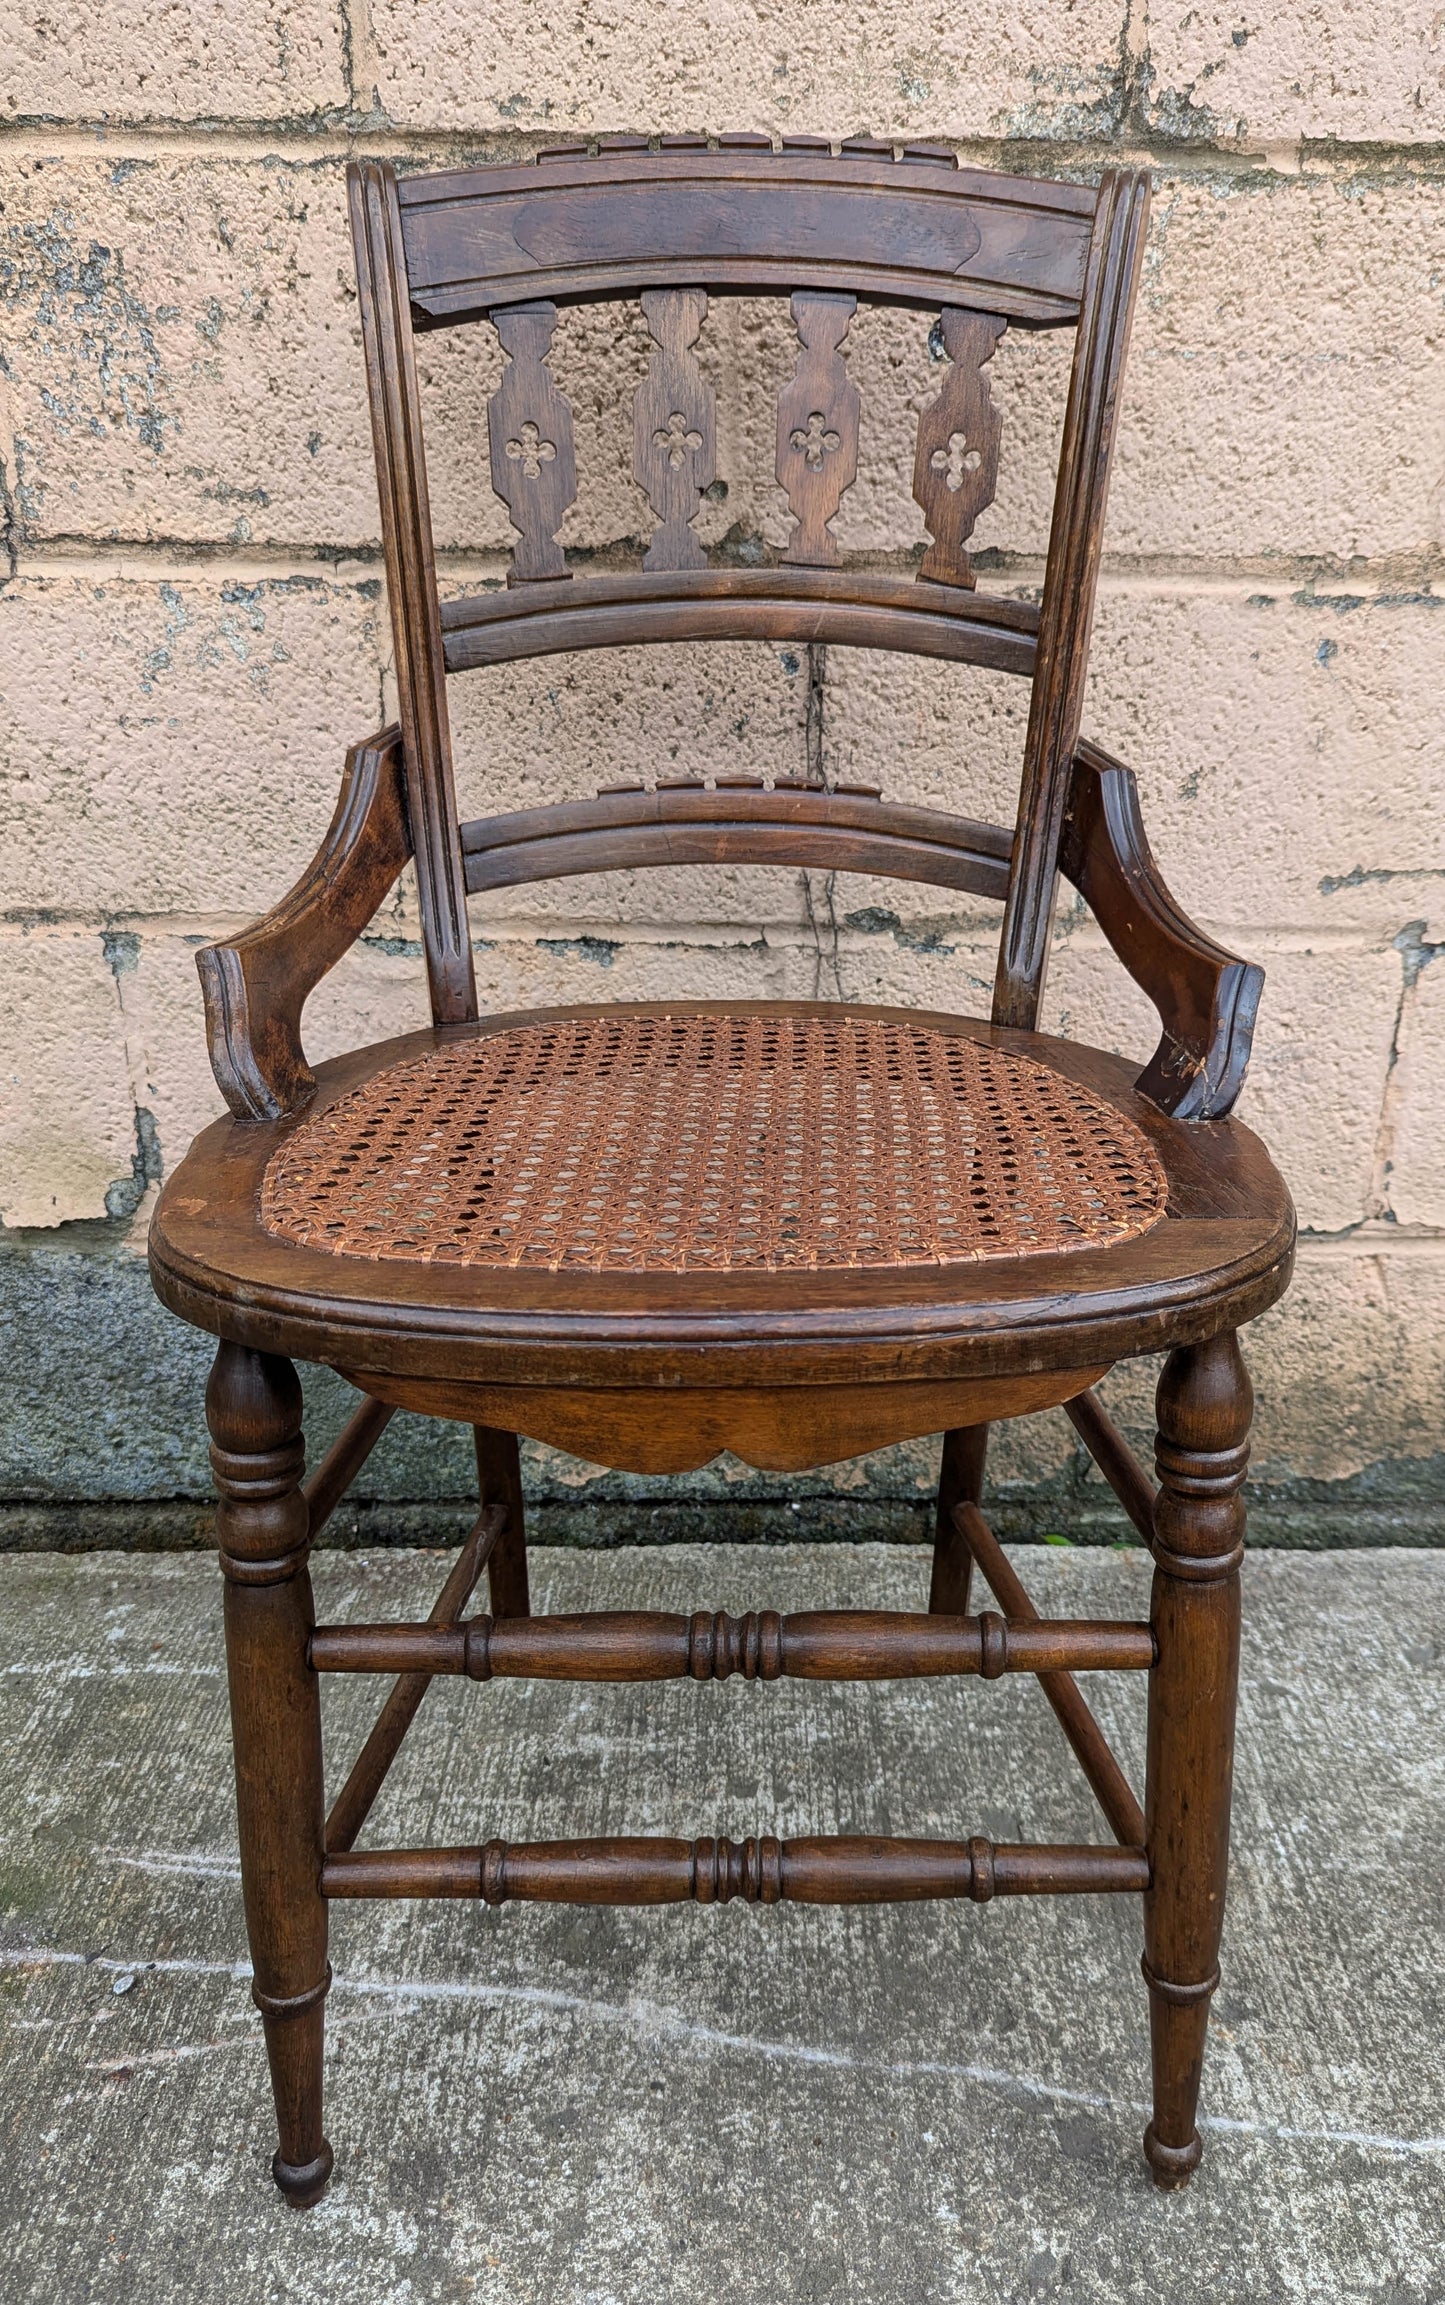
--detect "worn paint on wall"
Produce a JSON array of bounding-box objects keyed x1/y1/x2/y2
[{"x1": 1, "y1": 6, "x2": 1442, "y2": 1528}]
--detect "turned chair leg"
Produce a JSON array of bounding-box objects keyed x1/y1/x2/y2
[
  {"x1": 928, "y1": 1425, "x2": 989, "y2": 1615},
  {"x1": 207, "y1": 1341, "x2": 332, "y2": 2209},
  {"x1": 475, "y1": 1425, "x2": 530, "y2": 1618},
  {"x1": 1142, "y1": 1331, "x2": 1251, "y2": 2189}
]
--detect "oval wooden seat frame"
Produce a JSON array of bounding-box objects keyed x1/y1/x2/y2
[{"x1": 148, "y1": 139, "x2": 1295, "y2": 2210}]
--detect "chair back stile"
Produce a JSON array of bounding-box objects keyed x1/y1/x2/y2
[
  {"x1": 347, "y1": 145, "x2": 1150, "y2": 1038},
  {"x1": 350, "y1": 161, "x2": 477, "y2": 1025}
]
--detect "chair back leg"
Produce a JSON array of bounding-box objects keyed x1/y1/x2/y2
[
  {"x1": 474, "y1": 1425, "x2": 530, "y2": 1617},
  {"x1": 1142, "y1": 1331, "x2": 1251, "y2": 2187},
  {"x1": 928, "y1": 1424, "x2": 990, "y2": 1615},
  {"x1": 207, "y1": 1341, "x2": 333, "y2": 2208}
]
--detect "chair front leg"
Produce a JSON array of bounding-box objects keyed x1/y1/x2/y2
[
  {"x1": 1142, "y1": 1331, "x2": 1251, "y2": 2188},
  {"x1": 475, "y1": 1424, "x2": 530, "y2": 1618},
  {"x1": 207, "y1": 1340, "x2": 332, "y2": 2208},
  {"x1": 928, "y1": 1425, "x2": 989, "y2": 1615}
]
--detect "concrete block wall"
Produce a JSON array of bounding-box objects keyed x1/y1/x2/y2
[{"x1": 2, "y1": 6, "x2": 1442, "y2": 1544}]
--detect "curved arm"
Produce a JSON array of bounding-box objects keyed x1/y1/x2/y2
[
  {"x1": 197, "y1": 726, "x2": 413, "y2": 1121},
  {"x1": 1059, "y1": 739, "x2": 1262, "y2": 1120}
]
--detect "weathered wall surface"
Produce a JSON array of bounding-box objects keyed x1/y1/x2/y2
[{"x1": 1, "y1": 6, "x2": 1442, "y2": 1542}]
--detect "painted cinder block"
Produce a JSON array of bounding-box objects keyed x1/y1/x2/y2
[
  {"x1": 450, "y1": 635, "x2": 814, "y2": 928},
  {"x1": 365, "y1": 0, "x2": 1130, "y2": 141},
  {"x1": 0, "y1": 151, "x2": 376, "y2": 551},
  {"x1": 1385, "y1": 951, "x2": 1445, "y2": 1230},
  {"x1": 0, "y1": 572, "x2": 387, "y2": 914},
  {"x1": 1143, "y1": 5, "x2": 1445, "y2": 147},
  {"x1": 0, "y1": 933, "x2": 140, "y2": 1227},
  {"x1": 5, "y1": 0, "x2": 348, "y2": 125},
  {"x1": 1246, "y1": 1250, "x2": 1445, "y2": 1481},
  {"x1": 1083, "y1": 588, "x2": 1445, "y2": 936},
  {"x1": 9, "y1": 152, "x2": 1440, "y2": 582}
]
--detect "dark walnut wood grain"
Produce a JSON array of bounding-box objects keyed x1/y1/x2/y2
[
  {"x1": 776, "y1": 291, "x2": 860, "y2": 566},
  {"x1": 148, "y1": 143, "x2": 1291, "y2": 2208},
  {"x1": 633, "y1": 287, "x2": 716, "y2": 570},
  {"x1": 913, "y1": 308, "x2": 1006, "y2": 588},
  {"x1": 395, "y1": 147, "x2": 1095, "y2": 325},
  {"x1": 197, "y1": 726, "x2": 411, "y2": 1122},
  {"x1": 487, "y1": 301, "x2": 577, "y2": 584},
  {"x1": 1060, "y1": 740, "x2": 1264, "y2": 1120}
]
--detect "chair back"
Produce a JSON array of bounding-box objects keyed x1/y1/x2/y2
[{"x1": 348, "y1": 140, "x2": 1150, "y2": 1032}]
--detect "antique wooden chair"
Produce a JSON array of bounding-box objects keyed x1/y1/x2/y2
[{"x1": 148, "y1": 139, "x2": 1293, "y2": 2206}]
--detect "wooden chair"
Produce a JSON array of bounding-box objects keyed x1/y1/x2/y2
[{"x1": 148, "y1": 139, "x2": 1294, "y2": 2206}]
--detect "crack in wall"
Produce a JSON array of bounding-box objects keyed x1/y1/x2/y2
[{"x1": 1367, "y1": 920, "x2": 1444, "y2": 1223}]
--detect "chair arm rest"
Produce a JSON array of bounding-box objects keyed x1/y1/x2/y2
[
  {"x1": 197, "y1": 726, "x2": 413, "y2": 1121},
  {"x1": 1059, "y1": 738, "x2": 1263, "y2": 1120}
]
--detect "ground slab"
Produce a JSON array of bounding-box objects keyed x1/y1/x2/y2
[{"x1": 1, "y1": 1542, "x2": 1442, "y2": 2303}]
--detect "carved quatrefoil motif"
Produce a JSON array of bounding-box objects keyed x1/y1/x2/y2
[
  {"x1": 653, "y1": 410, "x2": 704, "y2": 470},
  {"x1": 790, "y1": 411, "x2": 842, "y2": 472},
  {"x1": 505, "y1": 421, "x2": 557, "y2": 480},
  {"x1": 930, "y1": 430, "x2": 982, "y2": 493}
]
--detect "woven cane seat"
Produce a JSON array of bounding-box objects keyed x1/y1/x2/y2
[{"x1": 260, "y1": 1010, "x2": 1168, "y2": 1276}]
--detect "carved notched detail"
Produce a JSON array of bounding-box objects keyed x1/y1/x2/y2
[
  {"x1": 487, "y1": 300, "x2": 577, "y2": 585},
  {"x1": 633, "y1": 288, "x2": 716, "y2": 571},
  {"x1": 913, "y1": 307, "x2": 1006, "y2": 589},
  {"x1": 776, "y1": 291, "x2": 860, "y2": 567}
]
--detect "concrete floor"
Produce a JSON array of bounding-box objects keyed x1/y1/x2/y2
[{"x1": 1, "y1": 1542, "x2": 1442, "y2": 2303}]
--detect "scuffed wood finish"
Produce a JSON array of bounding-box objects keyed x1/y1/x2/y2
[
  {"x1": 394, "y1": 147, "x2": 1096, "y2": 325},
  {"x1": 310, "y1": 1609, "x2": 1155, "y2": 1681},
  {"x1": 348, "y1": 160, "x2": 476, "y2": 1026},
  {"x1": 207, "y1": 1343, "x2": 331, "y2": 2210},
  {"x1": 343, "y1": 1366, "x2": 1111, "y2": 1475},
  {"x1": 633, "y1": 288, "x2": 716, "y2": 571},
  {"x1": 929, "y1": 1423, "x2": 989, "y2": 1616},
  {"x1": 324, "y1": 1836, "x2": 1149, "y2": 1905},
  {"x1": 474, "y1": 1424, "x2": 530, "y2": 1618},
  {"x1": 487, "y1": 301, "x2": 577, "y2": 584},
  {"x1": 1143, "y1": 1332, "x2": 1250, "y2": 2189},
  {"x1": 776, "y1": 291, "x2": 860, "y2": 566},
  {"x1": 150, "y1": 145, "x2": 1292, "y2": 2206},
  {"x1": 460, "y1": 782, "x2": 1014, "y2": 905},
  {"x1": 994, "y1": 168, "x2": 1151, "y2": 1032},
  {"x1": 440, "y1": 565, "x2": 1040, "y2": 673},
  {"x1": 913, "y1": 308, "x2": 1007, "y2": 589},
  {"x1": 197, "y1": 727, "x2": 412, "y2": 1122},
  {"x1": 152, "y1": 1000, "x2": 1294, "y2": 1401},
  {"x1": 1061, "y1": 740, "x2": 1264, "y2": 1120}
]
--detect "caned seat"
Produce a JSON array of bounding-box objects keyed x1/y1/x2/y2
[{"x1": 148, "y1": 140, "x2": 1293, "y2": 2211}]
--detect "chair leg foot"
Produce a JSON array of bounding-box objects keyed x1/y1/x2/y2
[
  {"x1": 207, "y1": 1341, "x2": 333, "y2": 2204},
  {"x1": 1142, "y1": 2120, "x2": 1202, "y2": 2190},
  {"x1": 273, "y1": 2140, "x2": 335, "y2": 2210},
  {"x1": 1141, "y1": 1331, "x2": 1251, "y2": 2192}
]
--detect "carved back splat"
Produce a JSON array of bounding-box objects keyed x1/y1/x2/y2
[
  {"x1": 776, "y1": 292, "x2": 860, "y2": 567},
  {"x1": 913, "y1": 309, "x2": 1007, "y2": 590},
  {"x1": 488, "y1": 302, "x2": 577, "y2": 585},
  {"x1": 633, "y1": 289, "x2": 716, "y2": 571}
]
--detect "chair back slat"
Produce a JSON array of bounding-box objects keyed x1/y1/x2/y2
[
  {"x1": 632, "y1": 290, "x2": 717, "y2": 571},
  {"x1": 486, "y1": 301, "x2": 577, "y2": 586},
  {"x1": 776, "y1": 293, "x2": 861, "y2": 567},
  {"x1": 913, "y1": 309, "x2": 1007, "y2": 590}
]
